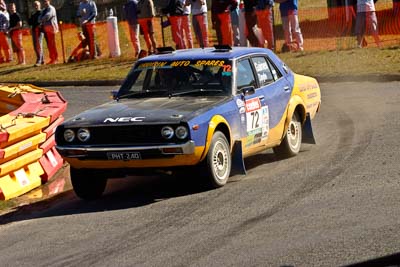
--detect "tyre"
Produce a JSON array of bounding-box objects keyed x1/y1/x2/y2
[
  {"x1": 70, "y1": 167, "x2": 107, "y2": 200},
  {"x1": 202, "y1": 131, "x2": 231, "y2": 188},
  {"x1": 273, "y1": 112, "x2": 302, "y2": 158}
]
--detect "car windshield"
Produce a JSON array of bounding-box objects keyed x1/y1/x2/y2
[{"x1": 118, "y1": 59, "x2": 233, "y2": 98}]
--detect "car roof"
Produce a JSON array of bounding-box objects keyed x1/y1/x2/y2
[{"x1": 138, "y1": 47, "x2": 275, "y2": 62}]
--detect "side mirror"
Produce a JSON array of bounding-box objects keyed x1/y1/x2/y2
[
  {"x1": 240, "y1": 86, "x2": 255, "y2": 96},
  {"x1": 110, "y1": 90, "x2": 118, "y2": 100}
]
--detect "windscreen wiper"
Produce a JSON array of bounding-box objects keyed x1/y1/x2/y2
[
  {"x1": 170, "y1": 89, "x2": 224, "y2": 97},
  {"x1": 118, "y1": 90, "x2": 169, "y2": 99}
]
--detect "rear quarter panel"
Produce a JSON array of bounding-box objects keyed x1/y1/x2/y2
[{"x1": 292, "y1": 74, "x2": 321, "y2": 120}]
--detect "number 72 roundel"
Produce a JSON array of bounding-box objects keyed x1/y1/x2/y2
[{"x1": 245, "y1": 97, "x2": 270, "y2": 145}]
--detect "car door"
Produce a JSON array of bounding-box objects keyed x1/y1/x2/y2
[
  {"x1": 235, "y1": 57, "x2": 270, "y2": 154},
  {"x1": 250, "y1": 55, "x2": 292, "y2": 145}
]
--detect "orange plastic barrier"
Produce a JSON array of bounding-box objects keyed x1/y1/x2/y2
[{"x1": 0, "y1": 84, "x2": 67, "y2": 200}]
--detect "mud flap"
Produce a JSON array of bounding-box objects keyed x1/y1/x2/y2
[
  {"x1": 302, "y1": 114, "x2": 316, "y2": 144},
  {"x1": 230, "y1": 141, "x2": 247, "y2": 176}
]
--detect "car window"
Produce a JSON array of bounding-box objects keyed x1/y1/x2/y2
[
  {"x1": 252, "y1": 56, "x2": 274, "y2": 86},
  {"x1": 236, "y1": 59, "x2": 256, "y2": 91},
  {"x1": 118, "y1": 60, "x2": 233, "y2": 98},
  {"x1": 267, "y1": 59, "x2": 283, "y2": 80}
]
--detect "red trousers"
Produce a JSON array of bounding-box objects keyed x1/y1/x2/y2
[
  {"x1": 256, "y1": 9, "x2": 274, "y2": 49},
  {"x1": 43, "y1": 25, "x2": 58, "y2": 62},
  {"x1": 215, "y1": 13, "x2": 233, "y2": 46},
  {"x1": 169, "y1": 15, "x2": 185, "y2": 49},
  {"x1": 82, "y1": 23, "x2": 96, "y2": 59},
  {"x1": 138, "y1": 17, "x2": 157, "y2": 52},
  {"x1": 0, "y1": 32, "x2": 11, "y2": 62}
]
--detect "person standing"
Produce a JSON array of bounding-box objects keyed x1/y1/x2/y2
[
  {"x1": 182, "y1": 3, "x2": 193, "y2": 48},
  {"x1": 230, "y1": 0, "x2": 240, "y2": 46},
  {"x1": 276, "y1": 0, "x2": 304, "y2": 51},
  {"x1": 355, "y1": 0, "x2": 381, "y2": 48},
  {"x1": 40, "y1": 0, "x2": 58, "y2": 64},
  {"x1": 0, "y1": 0, "x2": 11, "y2": 63},
  {"x1": 186, "y1": 0, "x2": 209, "y2": 48},
  {"x1": 8, "y1": 3, "x2": 25, "y2": 64},
  {"x1": 243, "y1": 0, "x2": 261, "y2": 47},
  {"x1": 394, "y1": 0, "x2": 400, "y2": 16},
  {"x1": 163, "y1": 0, "x2": 185, "y2": 49},
  {"x1": 211, "y1": 0, "x2": 237, "y2": 46},
  {"x1": 77, "y1": 0, "x2": 100, "y2": 59},
  {"x1": 394, "y1": 0, "x2": 400, "y2": 33},
  {"x1": 28, "y1": 1, "x2": 44, "y2": 66},
  {"x1": 256, "y1": 0, "x2": 274, "y2": 50},
  {"x1": 123, "y1": 0, "x2": 140, "y2": 58},
  {"x1": 137, "y1": 0, "x2": 157, "y2": 54}
]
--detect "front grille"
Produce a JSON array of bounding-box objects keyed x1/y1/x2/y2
[{"x1": 90, "y1": 125, "x2": 164, "y2": 144}]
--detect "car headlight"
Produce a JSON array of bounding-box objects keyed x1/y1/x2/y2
[
  {"x1": 161, "y1": 126, "x2": 174, "y2": 139},
  {"x1": 77, "y1": 128, "x2": 91, "y2": 142},
  {"x1": 64, "y1": 129, "x2": 75, "y2": 142},
  {"x1": 175, "y1": 126, "x2": 188, "y2": 139}
]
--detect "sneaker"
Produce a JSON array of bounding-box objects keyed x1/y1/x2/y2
[
  {"x1": 34, "y1": 63, "x2": 42, "y2": 67},
  {"x1": 46, "y1": 60, "x2": 58, "y2": 65}
]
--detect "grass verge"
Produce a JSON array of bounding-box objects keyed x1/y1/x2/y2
[{"x1": 0, "y1": 45, "x2": 399, "y2": 84}]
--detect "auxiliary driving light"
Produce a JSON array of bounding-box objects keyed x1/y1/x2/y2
[
  {"x1": 77, "y1": 128, "x2": 91, "y2": 142},
  {"x1": 175, "y1": 126, "x2": 188, "y2": 139},
  {"x1": 161, "y1": 126, "x2": 174, "y2": 139},
  {"x1": 64, "y1": 129, "x2": 75, "y2": 142}
]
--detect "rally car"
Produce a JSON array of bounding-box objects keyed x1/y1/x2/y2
[{"x1": 55, "y1": 46, "x2": 321, "y2": 200}]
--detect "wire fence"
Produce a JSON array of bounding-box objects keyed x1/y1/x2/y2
[{"x1": 7, "y1": 3, "x2": 400, "y2": 64}]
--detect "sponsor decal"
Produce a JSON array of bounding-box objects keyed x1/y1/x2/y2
[
  {"x1": 307, "y1": 92, "x2": 318, "y2": 99},
  {"x1": 104, "y1": 117, "x2": 145, "y2": 123},
  {"x1": 194, "y1": 60, "x2": 225, "y2": 67},
  {"x1": 245, "y1": 99, "x2": 270, "y2": 145},
  {"x1": 236, "y1": 99, "x2": 244, "y2": 108},
  {"x1": 241, "y1": 113, "x2": 246, "y2": 123},
  {"x1": 171, "y1": 61, "x2": 191, "y2": 67},
  {"x1": 245, "y1": 98, "x2": 261, "y2": 113},
  {"x1": 298, "y1": 82, "x2": 319, "y2": 92},
  {"x1": 254, "y1": 61, "x2": 268, "y2": 72},
  {"x1": 138, "y1": 62, "x2": 168, "y2": 68}
]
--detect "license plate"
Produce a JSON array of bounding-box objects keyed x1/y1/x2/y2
[{"x1": 107, "y1": 152, "x2": 141, "y2": 160}]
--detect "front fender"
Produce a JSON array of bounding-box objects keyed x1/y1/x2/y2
[{"x1": 199, "y1": 115, "x2": 232, "y2": 162}]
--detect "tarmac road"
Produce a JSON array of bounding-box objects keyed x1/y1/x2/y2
[{"x1": 0, "y1": 81, "x2": 399, "y2": 266}]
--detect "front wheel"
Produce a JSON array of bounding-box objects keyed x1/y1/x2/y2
[
  {"x1": 273, "y1": 112, "x2": 302, "y2": 159},
  {"x1": 70, "y1": 168, "x2": 107, "y2": 200},
  {"x1": 201, "y1": 131, "x2": 231, "y2": 188}
]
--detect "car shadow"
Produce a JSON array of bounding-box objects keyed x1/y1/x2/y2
[{"x1": 0, "y1": 150, "x2": 282, "y2": 225}]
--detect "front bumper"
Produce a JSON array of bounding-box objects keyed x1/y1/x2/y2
[{"x1": 56, "y1": 140, "x2": 196, "y2": 159}]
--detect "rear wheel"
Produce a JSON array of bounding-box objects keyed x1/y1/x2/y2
[
  {"x1": 70, "y1": 168, "x2": 107, "y2": 200},
  {"x1": 201, "y1": 131, "x2": 231, "y2": 188},
  {"x1": 273, "y1": 112, "x2": 302, "y2": 159}
]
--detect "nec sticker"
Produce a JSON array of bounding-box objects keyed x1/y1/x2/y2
[{"x1": 104, "y1": 117, "x2": 145, "y2": 123}]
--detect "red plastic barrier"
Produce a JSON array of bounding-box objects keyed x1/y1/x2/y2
[
  {"x1": 43, "y1": 116, "x2": 64, "y2": 139},
  {"x1": 10, "y1": 92, "x2": 67, "y2": 124},
  {"x1": 39, "y1": 146, "x2": 64, "y2": 183},
  {"x1": 39, "y1": 134, "x2": 55, "y2": 154}
]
